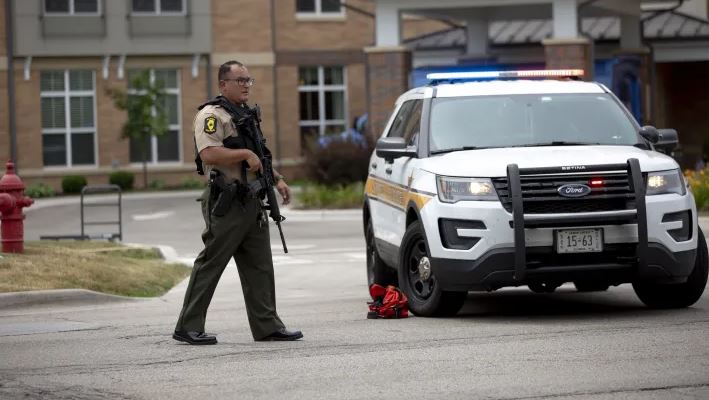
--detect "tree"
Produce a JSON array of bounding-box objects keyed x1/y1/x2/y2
[{"x1": 107, "y1": 71, "x2": 168, "y2": 189}]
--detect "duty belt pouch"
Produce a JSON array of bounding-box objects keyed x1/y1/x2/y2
[{"x1": 209, "y1": 170, "x2": 232, "y2": 217}]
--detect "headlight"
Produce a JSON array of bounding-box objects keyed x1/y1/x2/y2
[
  {"x1": 646, "y1": 169, "x2": 686, "y2": 196},
  {"x1": 437, "y1": 176, "x2": 498, "y2": 203}
]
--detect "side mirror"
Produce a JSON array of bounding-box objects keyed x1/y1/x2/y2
[
  {"x1": 655, "y1": 128, "x2": 679, "y2": 154},
  {"x1": 375, "y1": 137, "x2": 417, "y2": 163},
  {"x1": 639, "y1": 125, "x2": 659, "y2": 143}
]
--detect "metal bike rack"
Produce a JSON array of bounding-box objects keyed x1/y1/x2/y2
[
  {"x1": 40, "y1": 184, "x2": 122, "y2": 241},
  {"x1": 80, "y1": 184, "x2": 122, "y2": 241}
]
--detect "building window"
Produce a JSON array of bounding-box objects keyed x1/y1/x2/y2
[
  {"x1": 40, "y1": 70, "x2": 97, "y2": 167},
  {"x1": 298, "y1": 66, "x2": 347, "y2": 147},
  {"x1": 127, "y1": 69, "x2": 182, "y2": 164},
  {"x1": 296, "y1": 0, "x2": 343, "y2": 15},
  {"x1": 44, "y1": 0, "x2": 100, "y2": 15},
  {"x1": 132, "y1": 0, "x2": 185, "y2": 14}
]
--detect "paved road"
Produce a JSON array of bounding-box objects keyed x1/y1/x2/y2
[{"x1": 1, "y1": 192, "x2": 708, "y2": 399}]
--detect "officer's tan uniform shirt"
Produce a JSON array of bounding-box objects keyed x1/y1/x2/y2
[{"x1": 194, "y1": 104, "x2": 257, "y2": 182}]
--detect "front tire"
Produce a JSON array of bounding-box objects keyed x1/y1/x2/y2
[
  {"x1": 398, "y1": 221, "x2": 466, "y2": 317},
  {"x1": 366, "y1": 219, "x2": 397, "y2": 290},
  {"x1": 633, "y1": 228, "x2": 709, "y2": 309}
]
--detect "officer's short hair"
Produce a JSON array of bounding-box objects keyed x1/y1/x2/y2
[{"x1": 218, "y1": 61, "x2": 245, "y2": 81}]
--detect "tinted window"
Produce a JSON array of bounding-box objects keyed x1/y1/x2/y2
[
  {"x1": 402, "y1": 100, "x2": 423, "y2": 146},
  {"x1": 387, "y1": 101, "x2": 414, "y2": 138},
  {"x1": 45, "y1": 0, "x2": 69, "y2": 12},
  {"x1": 296, "y1": 0, "x2": 315, "y2": 12},
  {"x1": 321, "y1": 0, "x2": 341, "y2": 12},
  {"x1": 74, "y1": 0, "x2": 98, "y2": 12},
  {"x1": 132, "y1": 0, "x2": 155, "y2": 12},
  {"x1": 429, "y1": 94, "x2": 639, "y2": 152}
]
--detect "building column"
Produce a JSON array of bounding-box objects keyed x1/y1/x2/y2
[
  {"x1": 375, "y1": 1, "x2": 401, "y2": 47},
  {"x1": 365, "y1": 47, "x2": 411, "y2": 139},
  {"x1": 616, "y1": 13, "x2": 652, "y2": 124},
  {"x1": 467, "y1": 17, "x2": 488, "y2": 57},
  {"x1": 367, "y1": 1, "x2": 410, "y2": 139},
  {"x1": 543, "y1": 0, "x2": 592, "y2": 79}
]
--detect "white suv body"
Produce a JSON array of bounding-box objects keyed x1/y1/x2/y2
[{"x1": 364, "y1": 74, "x2": 708, "y2": 317}]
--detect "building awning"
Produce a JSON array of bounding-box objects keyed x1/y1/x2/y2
[{"x1": 406, "y1": 10, "x2": 709, "y2": 50}]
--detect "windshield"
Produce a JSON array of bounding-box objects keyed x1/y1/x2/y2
[{"x1": 429, "y1": 93, "x2": 640, "y2": 153}]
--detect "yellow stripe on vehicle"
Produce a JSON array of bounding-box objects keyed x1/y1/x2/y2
[{"x1": 365, "y1": 176, "x2": 433, "y2": 210}]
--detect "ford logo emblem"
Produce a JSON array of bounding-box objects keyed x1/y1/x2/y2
[{"x1": 557, "y1": 184, "x2": 591, "y2": 198}]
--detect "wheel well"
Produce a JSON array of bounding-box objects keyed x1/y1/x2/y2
[
  {"x1": 363, "y1": 202, "x2": 370, "y2": 232},
  {"x1": 406, "y1": 207, "x2": 418, "y2": 227}
]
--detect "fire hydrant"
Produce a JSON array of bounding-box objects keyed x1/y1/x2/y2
[{"x1": 0, "y1": 161, "x2": 34, "y2": 253}]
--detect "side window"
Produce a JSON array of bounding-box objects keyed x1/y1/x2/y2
[
  {"x1": 402, "y1": 100, "x2": 423, "y2": 146},
  {"x1": 387, "y1": 101, "x2": 414, "y2": 138}
]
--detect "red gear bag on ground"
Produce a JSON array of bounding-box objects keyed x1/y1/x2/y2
[{"x1": 367, "y1": 284, "x2": 409, "y2": 319}]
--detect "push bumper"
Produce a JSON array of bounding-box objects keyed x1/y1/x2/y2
[{"x1": 431, "y1": 243, "x2": 697, "y2": 291}]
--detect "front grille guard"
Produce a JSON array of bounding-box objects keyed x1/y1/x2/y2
[{"x1": 506, "y1": 159, "x2": 647, "y2": 281}]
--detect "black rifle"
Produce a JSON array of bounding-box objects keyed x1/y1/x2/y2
[{"x1": 222, "y1": 104, "x2": 288, "y2": 254}]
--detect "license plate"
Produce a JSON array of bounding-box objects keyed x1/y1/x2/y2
[{"x1": 556, "y1": 229, "x2": 603, "y2": 253}]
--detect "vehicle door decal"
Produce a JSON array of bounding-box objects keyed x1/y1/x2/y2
[{"x1": 365, "y1": 175, "x2": 434, "y2": 211}]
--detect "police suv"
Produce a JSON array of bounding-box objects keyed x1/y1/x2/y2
[{"x1": 363, "y1": 69, "x2": 708, "y2": 317}]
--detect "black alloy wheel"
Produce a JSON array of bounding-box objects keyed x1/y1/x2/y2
[
  {"x1": 406, "y1": 235, "x2": 434, "y2": 300},
  {"x1": 398, "y1": 221, "x2": 466, "y2": 317}
]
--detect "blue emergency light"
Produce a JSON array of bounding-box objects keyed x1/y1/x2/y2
[{"x1": 426, "y1": 69, "x2": 585, "y2": 85}]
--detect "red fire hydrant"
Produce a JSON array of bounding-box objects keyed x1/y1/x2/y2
[{"x1": 0, "y1": 161, "x2": 34, "y2": 253}]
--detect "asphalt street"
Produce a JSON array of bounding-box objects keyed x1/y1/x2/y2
[{"x1": 1, "y1": 191, "x2": 708, "y2": 399}]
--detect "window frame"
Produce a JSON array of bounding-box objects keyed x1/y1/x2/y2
[
  {"x1": 298, "y1": 65, "x2": 348, "y2": 137},
  {"x1": 43, "y1": 0, "x2": 102, "y2": 16},
  {"x1": 127, "y1": 69, "x2": 183, "y2": 165},
  {"x1": 130, "y1": 0, "x2": 187, "y2": 16},
  {"x1": 295, "y1": 0, "x2": 345, "y2": 18},
  {"x1": 40, "y1": 70, "x2": 99, "y2": 169}
]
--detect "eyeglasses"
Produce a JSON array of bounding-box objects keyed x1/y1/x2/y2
[{"x1": 222, "y1": 77, "x2": 255, "y2": 87}]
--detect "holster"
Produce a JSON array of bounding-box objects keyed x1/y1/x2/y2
[{"x1": 209, "y1": 170, "x2": 249, "y2": 217}]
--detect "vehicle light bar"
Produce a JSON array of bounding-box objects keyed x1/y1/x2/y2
[{"x1": 426, "y1": 69, "x2": 585, "y2": 82}]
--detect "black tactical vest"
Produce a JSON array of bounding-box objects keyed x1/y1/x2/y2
[{"x1": 194, "y1": 96, "x2": 267, "y2": 176}]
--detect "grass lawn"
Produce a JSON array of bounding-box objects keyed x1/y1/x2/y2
[{"x1": 0, "y1": 241, "x2": 190, "y2": 297}]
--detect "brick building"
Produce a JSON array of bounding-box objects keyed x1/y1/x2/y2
[
  {"x1": 0, "y1": 0, "x2": 448, "y2": 188},
  {"x1": 3, "y1": 0, "x2": 708, "y2": 189},
  {"x1": 368, "y1": 0, "x2": 709, "y2": 169}
]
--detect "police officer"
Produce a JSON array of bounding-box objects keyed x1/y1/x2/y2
[{"x1": 173, "y1": 60, "x2": 302, "y2": 344}]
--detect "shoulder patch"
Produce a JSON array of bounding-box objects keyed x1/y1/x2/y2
[{"x1": 203, "y1": 115, "x2": 217, "y2": 134}]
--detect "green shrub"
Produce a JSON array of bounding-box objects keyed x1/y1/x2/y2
[
  {"x1": 686, "y1": 168, "x2": 709, "y2": 211},
  {"x1": 61, "y1": 175, "x2": 88, "y2": 194},
  {"x1": 304, "y1": 137, "x2": 372, "y2": 185},
  {"x1": 109, "y1": 171, "x2": 135, "y2": 190},
  {"x1": 149, "y1": 179, "x2": 165, "y2": 190},
  {"x1": 180, "y1": 176, "x2": 205, "y2": 189},
  {"x1": 25, "y1": 183, "x2": 56, "y2": 199},
  {"x1": 297, "y1": 182, "x2": 364, "y2": 209}
]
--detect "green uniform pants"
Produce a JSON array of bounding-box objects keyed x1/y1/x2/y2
[{"x1": 175, "y1": 188, "x2": 285, "y2": 340}]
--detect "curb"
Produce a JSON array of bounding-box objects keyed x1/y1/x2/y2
[{"x1": 0, "y1": 289, "x2": 143, "y2": 311}]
